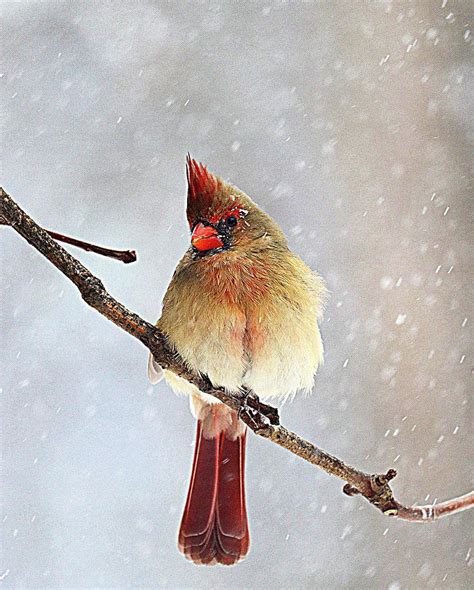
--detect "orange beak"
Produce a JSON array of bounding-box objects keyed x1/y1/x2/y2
[{"x1": 191, "y1": 222, "x2": 224, "y2": 252}]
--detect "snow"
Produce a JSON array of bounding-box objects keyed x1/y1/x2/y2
[
  {"x1": 2, "y1": 1, "x2": 471, "y2": 588},
  {"x1": 395, "y1": 314, "x2": 407, "y2": 326}
]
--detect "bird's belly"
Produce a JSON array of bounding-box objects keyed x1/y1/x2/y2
[
  {"x1": 170, "y1": 307, "x2": 322, "y2": 402},
  {"x1": 161, "y1": 302, "x2": 248, "y2": 395},
  {"x1": 161, "y1": 289, "x2": 323, "y2": 403},
  {"x1": 241, "y1": 308, "x2": 323, "y2": 400}
]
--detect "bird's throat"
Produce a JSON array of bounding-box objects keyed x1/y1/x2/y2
[{"x1": 197, "y1": 253, "x2": 270, "y2": 307}]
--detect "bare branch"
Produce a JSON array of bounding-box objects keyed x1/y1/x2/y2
[
  {"x1": 2, "y1": 186, "x2": 472, "y2": 523},
  {"x1": 1, "y1": 213, "x2": 137, "y2": 263},
  {"x1": 394, "y1": 492, "x2": 474, "y2": 522},
  {"x1": 46, "y1": 229, "x2": 137, "y2": 263}
]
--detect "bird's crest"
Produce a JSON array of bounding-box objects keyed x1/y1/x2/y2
[{"x1": 186, "y1": 155, "x2": 222, "y2": 226}]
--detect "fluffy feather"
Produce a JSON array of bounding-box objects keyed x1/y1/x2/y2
[
  {"x1": 151, "y1": 157, "x2": 326, "y2": 565},
  {"x1": 158, "y1": 159, "x2": 326, "y2": 400}
]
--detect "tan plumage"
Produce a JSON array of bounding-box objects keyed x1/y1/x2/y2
[{"x1": 149, "y1": 157, "x2": 326, "y2": 565}]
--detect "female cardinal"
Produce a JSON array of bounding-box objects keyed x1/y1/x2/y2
[{"x1": 148, "y1": 156, "x2": 326, "y2": 565}]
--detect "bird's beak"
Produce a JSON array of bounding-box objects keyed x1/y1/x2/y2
[{"x1": 191, "y1": 222, "x2": 224, "y2": 252}]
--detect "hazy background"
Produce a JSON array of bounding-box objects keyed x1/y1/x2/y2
[{"x1": 2, "y1": 1, "x2": 472, "y2": 588}]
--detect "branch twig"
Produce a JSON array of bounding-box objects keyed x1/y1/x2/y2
[
  {"x1": 2, "y1": 187, "x2": 472, "y2": 523},
  {"x1": 46, "y1": 229, "x2": 137, "y2": 263},
  {"x1": 1, "y1": 211, "x2": 137, "y2": 263}
]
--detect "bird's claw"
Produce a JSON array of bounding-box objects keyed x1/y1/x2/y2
[
  {"x1": 236, "y1": 388, "x2": 276, "y2": 431},
  {"x1": 237, "y1": 388, "x2": 255, "y2": 421}
]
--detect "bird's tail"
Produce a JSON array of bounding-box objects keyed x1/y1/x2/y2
[{"x1": 178, "y1": 405, "x2": 249, "y2": 565}]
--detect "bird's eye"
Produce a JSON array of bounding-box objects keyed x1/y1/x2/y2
[{"x1": 226, "y1": 215, "x2": 238, "y2": 228}]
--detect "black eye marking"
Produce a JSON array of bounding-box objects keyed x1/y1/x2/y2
[{"x1": 225, "y1": 215, "x2": 238, "y2": 228}]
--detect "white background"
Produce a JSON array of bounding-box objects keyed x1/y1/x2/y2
[{"x1": 2, "y1": 1, "x2": 472, "y2": 588}]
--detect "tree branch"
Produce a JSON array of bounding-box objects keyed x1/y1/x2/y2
[
  {"x1": 2, "y1": 187, "x2": 472, "y2": 523},
  {"x1": 46, "y1": 229, "x2": 137, "y2": 263}
]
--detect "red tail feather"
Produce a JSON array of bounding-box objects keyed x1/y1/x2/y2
[{"x1": 178, "y1": 417, "x2": 249, "y2": 566}]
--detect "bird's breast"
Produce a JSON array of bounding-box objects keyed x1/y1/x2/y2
[
  {"x1": 160, "y1": 251, "x2": 325, "y2": 399},
  {"x1": 200, "y1": 256, "x2": 271, "y2": 307}
]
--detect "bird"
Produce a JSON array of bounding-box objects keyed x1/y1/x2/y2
[{"x1": 148, "y1": 155, "x2": 326, "y2": 566}]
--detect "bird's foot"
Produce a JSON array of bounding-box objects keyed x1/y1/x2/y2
[{"x1": 237, "y1": 387, "x2": 280, "y2": 427}]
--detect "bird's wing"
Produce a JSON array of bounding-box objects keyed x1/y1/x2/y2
[{"x1": 147, "y1": 352, "x2": 164, "y2": 384}]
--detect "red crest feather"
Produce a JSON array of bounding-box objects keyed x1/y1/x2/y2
[{"x1": 186, "y1": 155, "x2": 221, "y2": 226}]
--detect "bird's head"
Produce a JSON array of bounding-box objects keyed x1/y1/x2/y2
[{"x1": 185, "y1": 155, "x2": 286, "y2": 258}]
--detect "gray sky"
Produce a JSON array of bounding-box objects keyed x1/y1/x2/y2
[{"x1": 2, "y1": 1, "x2": 473, "y2": 588}]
